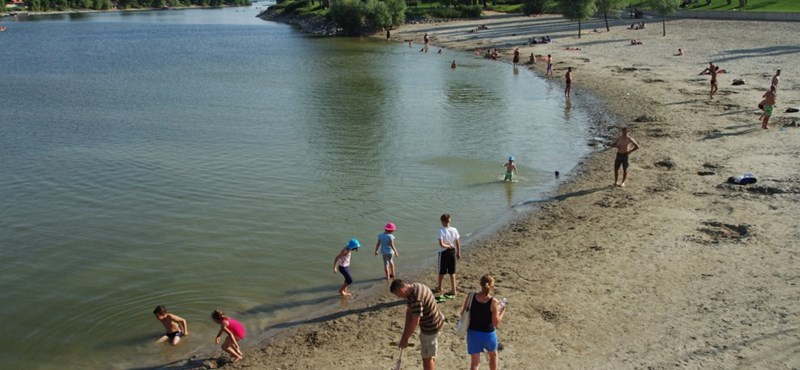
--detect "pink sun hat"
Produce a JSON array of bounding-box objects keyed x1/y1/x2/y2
[{"x1": 384, "y1": 222, "x2": 397, "y2": 231}]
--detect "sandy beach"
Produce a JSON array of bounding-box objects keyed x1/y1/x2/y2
[{"x1": 176, "y1": 12, "x2": 800, "y2": 370}]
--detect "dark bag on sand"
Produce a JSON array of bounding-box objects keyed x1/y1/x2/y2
[
  {"x1": 727, "y1": 176, "x2": 757, "y2": 185},
  {"x1": 785, "y1": 107, "x2": 799, "y2": 113}
]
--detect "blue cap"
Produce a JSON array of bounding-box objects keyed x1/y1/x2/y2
[
  {"x1": 508, "y1": 156, "x2": 515, "y2": 161},
  {"x1": 346, "y1": 239, "x2": 360, "y2": 249}
]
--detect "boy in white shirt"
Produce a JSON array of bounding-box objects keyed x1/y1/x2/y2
[{"x1": 436, "y1": 213, "x2": 461, "y2": 296}]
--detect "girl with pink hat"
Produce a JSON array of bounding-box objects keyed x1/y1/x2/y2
[{"x1": 374, "y1": 222, "x2": 400, "y2": 280}]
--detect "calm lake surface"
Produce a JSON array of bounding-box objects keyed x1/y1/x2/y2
[{"x1": 0, "y1": 6, "x2": 592, "y2": 369}]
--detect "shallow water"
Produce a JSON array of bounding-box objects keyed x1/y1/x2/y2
[{"x1": 0, "y1": 6, "x2": 591, "y2": 369}]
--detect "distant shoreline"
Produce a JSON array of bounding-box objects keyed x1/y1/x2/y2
[{"x1": 1, "y1": 4, "x2": 248, "y2": 18}]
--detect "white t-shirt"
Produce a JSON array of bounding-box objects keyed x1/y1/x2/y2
[{"x1": 438, "y1": 226, "x2": 460, "y2": 253}]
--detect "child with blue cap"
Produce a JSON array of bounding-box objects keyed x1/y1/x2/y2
[
  {"x1": 503, "y1": 156, "x2": 518, "y2": 182},
  {"x1": 334, "y1": 239, "x2": 360, "y2": 296}
]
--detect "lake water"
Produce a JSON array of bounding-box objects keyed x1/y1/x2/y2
[{"x1": 0, "y1": 6, "x2": 592, "y2": 369}]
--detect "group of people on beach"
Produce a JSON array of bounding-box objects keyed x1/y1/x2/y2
[
  {"x1": 528, "y1": 35, "x2": 552, "y2": 45},
  {"x1": 333, "y1": 213, "x2": 507, "y2": 370},
  {"x1": 703, "y1": 61, "x2": 780, "y2": 129},
  {"x1": 153, "y1": 305, "x2": 246, "y2": 363}
]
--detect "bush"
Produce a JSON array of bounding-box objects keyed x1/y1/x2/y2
[
  {"x1": 330, "y1": 0, "x2": 365, "y2": 34},
  {"x1": 418, "y1": 4, "x2": 481, "y2": 18},
  {"x1": 284, "y1": 0, "x2": 309, "y2": 12},
  {"x1": 522, "y1": 0, "x2": 552, "y2": 14},
  {"x1": 385, "y1": 0, "x2": 407, "y2": 24},
  {"x1": 365, "y1": 0, "x2": 392, "y2": 28}
]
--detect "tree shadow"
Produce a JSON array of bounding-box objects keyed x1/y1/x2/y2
[
  {"x1": 519, "y1": 186, "x2": 609, "y2": 206},
  {"x1": 700, "y1": 127, "x2": 759, "y2": 141},
  {"x1": 713, "y1": 45, "x2": 800, "y2": 64}
]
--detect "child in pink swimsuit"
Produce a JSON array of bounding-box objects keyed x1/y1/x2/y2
[{"x1": 211, "y1": 309, "x2": 245, "y2": 362}]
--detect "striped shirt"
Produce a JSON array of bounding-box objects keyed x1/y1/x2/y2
[{"x1": 407, "y1": 283, "x2": 443, "y2": 334}]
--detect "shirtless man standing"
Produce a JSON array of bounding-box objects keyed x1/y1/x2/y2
[
  {"x1": 709, "y1": 64, "x2": 718, "y2": 99},
  {"x1": 612, "y1": 127, "x2": 640, "y2": 187},
  {"x1": 771, "y1": 69, "x2": 781, "y2": 90},
  {"x1": 761, "y1": 85, "x2": 776, "y2": 129}
]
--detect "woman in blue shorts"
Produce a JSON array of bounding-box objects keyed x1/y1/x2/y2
[{"x1": 461, "y1": 274, "x2": 507, "y2": 370}]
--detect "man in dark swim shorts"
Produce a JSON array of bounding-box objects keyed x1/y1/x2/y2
[{"x1": 612, "y1": 127, "x2": 640, "y2": 187}]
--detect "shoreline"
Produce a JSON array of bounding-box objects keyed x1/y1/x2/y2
[{"x1": 182, "y1": 13, "x2": 798, "y2": 370}]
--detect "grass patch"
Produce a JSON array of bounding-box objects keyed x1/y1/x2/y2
[
  {"x1": 268, "y1": 0, "x2": 327, "y2": 16},
  {"x1": 486, "y1": 3, "x2": 522, "y2": 13},
  {"x1": 631, "y1": 0, "x2": 799, "y2": 13}
]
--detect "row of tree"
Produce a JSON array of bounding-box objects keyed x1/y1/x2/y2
[
  {"x1": 324, "y1": 0, "x2": 679, "y2": 38},
  {"x1": 539, "y1": 0, "x2": 681, "y2": 37}
]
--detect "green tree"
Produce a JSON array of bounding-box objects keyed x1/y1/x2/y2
[
  {"x1": 559, "y1": 0, "x2": 596, "y2": 38},
  {"x1": 647, "y1": 0, "x2": 679, "y2": 36},
  {"x1": 365, "y1": 0, "x2": 391, "y2": 28},
  {"x1": 330, "y1": 0, "x2": 365, "y2": 35},
  {"x1": 384, "y1": 0, "x2": 406, "y2": 25},
  {"x1": 521, "y1": 0, "x2": 551, "y2": 15},
  {"x1": 595, "y1": 0, "x2": 624, "y2": 31}
]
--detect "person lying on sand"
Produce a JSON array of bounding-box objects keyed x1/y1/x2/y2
[
  {"x1": 674, "y1": 48, "x2": 684, "y2": 56},
  {"x1": 565, "y1": 47, "x2": 581, "y2": 51},
  {"x1": 630, "y1": 39, "x2": 643, "y2": 45}
]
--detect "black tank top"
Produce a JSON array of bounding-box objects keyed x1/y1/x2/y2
[{"x1": 468, "y1": 294, "x2": 495, "y2": 332}]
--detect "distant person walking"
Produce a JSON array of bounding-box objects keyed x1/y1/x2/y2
[
  {"x1": 461, "y1": 274, "x2": 506, "y2": 370},
  {"x1": 709, "y1": 63, "x2": 718, "y2": 99},
  {"x1": 423, "y1": 33, "x2": 430, "y2": 53},
  {"x1": 612, "y1": 127, "x2": 640, "y2": 187},
  {"x1": 760, "y1": 85, "x2": 776, "y2": 129},
  {"x1": 502, "y1": 156, "x2": 518, "y2": 182},
  {"x1": 386, "y1": 28, "x2": 391, "y2": 42},
  {"x1": 545, "y1": 54, "x2": 553, "y2": 77},
  {"x1": 512, "y1": 48, "x2": 520, "y2": 67},
  {"x1": 391, "y1": 279, "x2": 444, "y2": 370},
  {"x1": 565, "y1": 67, "x2": 573, "y2": 97}
]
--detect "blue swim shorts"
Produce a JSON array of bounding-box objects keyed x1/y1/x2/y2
[{"x1": 467, "y1": 329, "x2": 498, "y2": 354}]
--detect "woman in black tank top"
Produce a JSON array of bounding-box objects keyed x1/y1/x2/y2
[{"x1": 460, "y1": 274, "x2": 507, "y2": 369}]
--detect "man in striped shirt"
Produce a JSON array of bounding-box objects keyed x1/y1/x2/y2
[{"x1": 391, "y1": 279, "x2": 445, "y2": 370}]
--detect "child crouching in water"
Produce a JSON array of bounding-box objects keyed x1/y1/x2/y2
[
  {"x1": 334, "y1": 239, "x2": 360, "y2": 296},
  {"x1": 153, "y1": 305, "x2": 189, "y2": 346},
  {"x1": 211, "y1": 309, "x2": 245, "y2": 363}
]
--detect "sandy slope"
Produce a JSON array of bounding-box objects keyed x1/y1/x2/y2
[{"x1": 176, "y1": 13, "x2": 800, "y2": 370}]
